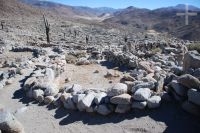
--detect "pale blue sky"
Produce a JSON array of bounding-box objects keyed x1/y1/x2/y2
[{"x1": 47, "y1": 0, "x2": 200, "y2": 9}]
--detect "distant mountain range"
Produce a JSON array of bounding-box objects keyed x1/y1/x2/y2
[
  {"x1": 104, "y1": 4, "x2": 200, "y2": 40},
  {"x1": 0, "y1": 0, "x2": 200, "y2": 41}
]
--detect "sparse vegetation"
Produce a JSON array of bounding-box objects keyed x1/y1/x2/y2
[
  {"x1": 43, "y1": 15, "x2": 50, "y2": 44},
  {"x1": 187, "y1": 43, "x2": 200, "y2": 53},
  {"x1": 1, "y1": 21, "x2": 5, "y2": 30}
]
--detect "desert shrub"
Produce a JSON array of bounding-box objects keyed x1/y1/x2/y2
[
  {"x1": 151, "y1": 47, "x2": 162, "y2": 54},
  {"x1": 187, "y1": 43, "x2": 200, "y2": 53},
  {"x1": 65, "y1": 54, "x2": 77, "y2": 64}
]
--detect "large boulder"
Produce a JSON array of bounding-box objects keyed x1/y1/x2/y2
[
  {"x1": 132, "y1": 101, "x2": 147, "y2": 109},
  {"x1": 0, "y1": 110, "x2": 25, "y2": 133},
  {"x1": 183, "y1": 51, "x2": 200, "y2": 71},
  {"x1": 110, "y1": 94, "x2": 131, "y2": 104},
  {"x1": 170, "y1": 80, "x2": 188, "y2": 97},
  {"x1": 107, "y1": 83, "x2": 128, "y2": 96},
  {"x1": 133, "y1": 88, "x2": 151, "y2": 101},
  {"x1": 188, "y1": 89, "x2": 200, "y2": 106},
  {"x1": 177, "y1": 74, "x2": 200, "y2": 90},
  {"x1": 147, "y1": 96, "x2": 161, "y2": 109}
]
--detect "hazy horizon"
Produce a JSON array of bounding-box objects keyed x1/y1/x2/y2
[{"x1": 43, "y1": 0, "x2": 200, "y2": 9}]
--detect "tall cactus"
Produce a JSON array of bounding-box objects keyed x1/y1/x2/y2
[
  {"x1": 1, "y1": 21, "x2": 5, "y2": 30},
  {"x1": 43, "y1": 15, "x2": 50, "y2": 44}
]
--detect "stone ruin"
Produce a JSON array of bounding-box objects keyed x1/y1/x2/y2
[
  {"x1": 0, "y1": 36, "x2": 199, "y2": 118},
  {"x1": 1, "y1": 31, "x2": 200, "y2": 133}
]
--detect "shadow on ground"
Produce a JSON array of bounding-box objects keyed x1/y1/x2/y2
[
  {"x1": 54, "y1": 102, "x2": 200, "y2": 133},
  {"x1": 100, "y1": 61, "x2": 129, "y2": 72}
]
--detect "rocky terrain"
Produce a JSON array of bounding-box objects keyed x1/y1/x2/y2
[{"x1": 0, "y1": 0, "x2": 200, "y2": 133}]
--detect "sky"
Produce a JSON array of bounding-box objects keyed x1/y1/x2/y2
[{"x1": 47, "y1": 0, "x2": 200, "y2": 9}]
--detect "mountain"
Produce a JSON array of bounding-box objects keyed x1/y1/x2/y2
[
  {"x1": 0, "y1": 0, "x2": 44, "y2": 18},
  {"x1": 20, "y1": 0, "x2": 119, "y2": 17},
  {"x1": 104, "y1": 5, "x2": 200, "y2": 41}
]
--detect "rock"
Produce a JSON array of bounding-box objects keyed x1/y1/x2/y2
[
  {"x1": 78, "y1": 92, "x2": 95, "y2": 109},
  {"x1": 70, "y1": 84, "x2": 83, "y2": 93},
  {"x1": 53, "y1": 93, "x2": 62, "y2": 107},
  {"x1": 160, "y1": 91, "x2": 172, "y2": 102},
  {"x1": 183, "y1": 51, "x2": 200, "y2": 71},
  {"x1": 177, "y1": 74, "x2": 200, "y2": 90},
  {"x1": 133, "y1": 88, "x2": 151, "y2": 101},
  {"x1": 72, "y1": 94, "x2": 86, "y2": 104},
  {"x1": 32, "y1": 89, "x2": 44, "y2": 101},
  {"x1": 44, "y1": 83, "x2": 59, "y2": 96},
  {"x1": 124, "y1": 81, "x2": 134, "y2": 93},
  {"x1": 155, "y1": 77, "x2": 164, "y2": 93},
  {"x1": 147, "y1": 96, "x2": 161, "y2": 109},
  {"x1": 170, "y1": 88, "x2": 186, "y2": 102},
  {"x1": 37, "y1": 95, "x2": 44, "y2": 103},
  {"x1": 23, "y1": 77, "x2": 36, "y2": 91},
  {"x1": 171, "y1": 66, "x2": 183, "y2": 76},
  {"x1": 128, "y1": 60, "x2": 137, "y2": 68},
  {"x1": 110, "y1": 94, "x2": 131, "y2": 104},
  {"x1": 142, "y1": 77, "x2": 157, "y2": 83},
  {"x1": 193, "y1": 68, "x2": 200, "y2": 79},
  {"x1": 94, "y1": 92, "x2": 107, "y2": 105},
  {"x1": 107, "y1": 83, "x2": 128, "y2": 96},
  {"x1": 132, "y1": 101, "x2": 147, "y2": 109},
  {"x1": 115, "y1": 104, "x2": 131, "y2": 113},
  {"x1": 44, "y1": 68, "x2": 55, "y2": 81},
  {"x1": 188, "y1": 89, "x2": 200, "y2": 106},
  {"x1": 164, "y1": 73, "x2": 178, "y2": 86},
  {"x1": 132, "y1": 81, "x2": 155, "y2": 93},
  {"x1": 63, "y1": 97, "x2": 76, "y2": 110},
  {"x1": 182, "y1": 101, "x2": 200, "y2": 116},
  {"x1": 44, "y1": 96, "x2": 55, "y2": 104},
  {"x1": 0, "y1": 110, "x2": 25, "y2": 133},
  {"x1": 60, "y1": 93, "x2": 71, "y2": 103},
  {"x1": 122, "y1": 74, "x2": 135, "y2": 81},
  {"x1": 61, "y1": 84, "x2": 72, "y2": 93},
  {"x1": 97, "y1": 104, "x2": 112, "y2": 115},
  {"x1": 170, "y1": 80, "x2": 188, "y2": 97},
  {"x1": 138, "y1": 61, "x2": 154, "y2": 73}
]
